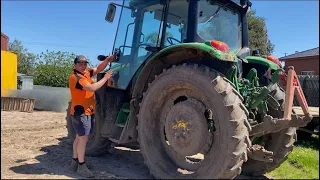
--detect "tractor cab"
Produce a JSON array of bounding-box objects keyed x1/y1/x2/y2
[{"x1": 104, "y1": 0, "x2": 251, "y2": 90}]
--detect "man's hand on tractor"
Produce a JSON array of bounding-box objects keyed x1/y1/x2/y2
[
  {"x1": 104, "y1": 70, "x2": 113, "y2": 80},
  {"x1": 113, "y1": 49, "x2": 121, "y2": 62},
  {"x1": 105, "y1": 55, "x2": 114, "y2": 62}
]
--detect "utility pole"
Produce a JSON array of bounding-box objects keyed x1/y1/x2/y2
[{"x1": 283, "y1": 52, "x2": 289, "y2": 57}]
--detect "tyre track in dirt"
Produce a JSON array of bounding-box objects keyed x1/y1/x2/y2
[{"x1": 1, "y1": 111, "x2": 269, "y2": 179}]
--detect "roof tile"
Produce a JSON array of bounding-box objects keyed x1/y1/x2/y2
[{"x1": 279, "y1": 47, "x2": 319, "y2": 60}]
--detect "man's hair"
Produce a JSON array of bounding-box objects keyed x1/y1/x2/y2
[{"x1": 74, "y1": 55, "x2": 88, "y2": 64}]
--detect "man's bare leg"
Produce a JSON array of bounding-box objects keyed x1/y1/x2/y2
[
  {"x1": 71, "y1": 114, "x2": 94, "y2": 177},
  {"x1": 73, "y1": 135, "x2": 79, "y2": 159},
  {"x1": 71, "y1": 135, "x2": 80, "y2": 171},
  {"x1": 77, "y1": 135, "x2": 88, "y2": 163},
  {"x1": 76, "y1": 135, "x2": 93, "y2": 178}
]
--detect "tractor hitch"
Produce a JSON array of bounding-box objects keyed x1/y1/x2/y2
[
  {"x1": 282, "y1": 66, "x2": 310, "y2": 120},
  {"x1": 246, "y1": 112, "x2": 312, "y2": 163},
  {"x1": 250, "y1": 66, "x2": 313, "y2": 137},
  {"x1": 246, "y1": 67, "x2": 313, "y2": 163},
  {"x1": 247, "y1": 144, "x2": 274, "y2": 162},
  {"x1": 250, "y1": 114, "x2": 313, "y2": 137}
]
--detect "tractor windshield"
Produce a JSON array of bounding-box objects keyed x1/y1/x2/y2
[{"x1": 197, "y1": 0, "x2": 242, "y2": 54}]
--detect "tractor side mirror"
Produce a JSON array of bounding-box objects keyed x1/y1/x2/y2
[
  {"x1": 97, "y1": 55, "x2": 107, "y2": 61},
  {"x1": 105, "y1": 3, "x2": 116, "y2": 23},
  {"x1": 236, "y1": 47, "x2": 250, "y2": 63}
]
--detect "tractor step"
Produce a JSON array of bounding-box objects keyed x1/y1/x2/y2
[
  {"x1": 108, "y1": 137, "x2": 120, "y2": 144},
  {"x1": 109, "y1": 125, "x2": 123, "y2": 139},
  {"x1": 115, "y1": 123, "x2": 126, "y2": 128},
  {"x1": 106, "y1": 119, "x2": 137, "y2": 145},
  {"x1": 106, "y1": 123, "x2": 136, "y2": 144},
  {"x1": 101, "y1": 125, "x2": 123, "y2": 143}
]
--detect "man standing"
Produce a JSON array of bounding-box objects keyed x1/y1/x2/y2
[{"x1": 69, "y1": 54, "x2": 114, "y2": 177}]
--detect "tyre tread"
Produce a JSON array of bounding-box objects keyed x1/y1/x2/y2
[{"x1": 137, "y1": 64, "x2": 251, "y2": 179}]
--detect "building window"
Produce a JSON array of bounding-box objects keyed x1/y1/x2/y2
[{"x1": 301, "y1": 71, "x2": 314, "y2": 75}]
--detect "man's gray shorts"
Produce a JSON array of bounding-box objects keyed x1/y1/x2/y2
[{"x1": 71, "y1": 114, "x2": 94, "y2": 136}]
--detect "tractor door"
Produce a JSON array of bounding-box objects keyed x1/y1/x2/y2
[
  {"x1": 109, "y1": 0, "x2": 165, "y2": 90},
  {"x1": 161, "y1": 0, "x2": 189, "y2": 47}
]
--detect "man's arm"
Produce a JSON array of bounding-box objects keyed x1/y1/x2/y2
[
  {"x1": 91, "y1": 56, "x2": 115, "y2": 76},
  {"x1": 79, "y1": 70, "x2": 113, "y2": 92}
]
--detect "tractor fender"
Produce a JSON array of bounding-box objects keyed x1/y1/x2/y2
[
  {"x1": 245, "y1": 56, "x2": 279, "y2": 70},
  {"x1": 148, "y1": 42, "x2": 238, "y2": 63},
  {"x1": 132, "y1": 43, "x2": 238, "y2": 100}
]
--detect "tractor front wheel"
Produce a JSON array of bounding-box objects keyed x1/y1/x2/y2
[{"x1": 137, "y1": 64, "x2": 251, "y2": 179}]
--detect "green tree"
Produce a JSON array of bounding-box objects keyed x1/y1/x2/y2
[
  {"x1": 8, "y1": 39, "x2": 37, "y2": 75},
  {"x1": 198, "y1": 8, "x2": 275, "y2": 55},
  {"x1": 247, "y1": 9, "x2": 275, "y2": 55},
  {"x1": 33, "y1": 50, "x2": 85, "y2": 87}
]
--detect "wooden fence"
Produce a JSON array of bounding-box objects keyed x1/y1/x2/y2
[
  {"x1": 1, "y1": 97, "x2": 35, "y2": 113},
  {"x1": 294, "y1": 75, "x2": 319, "y2": 107}
]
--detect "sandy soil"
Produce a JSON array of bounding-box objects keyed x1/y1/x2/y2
[{"x1": 1, "y1": 110, "x2": 270, "y2": 179}]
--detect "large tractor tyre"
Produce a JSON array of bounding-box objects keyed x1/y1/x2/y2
[
  {"x1": 66, "y1": 102, "x2": 111, "y2": 156},
  {"x1": 66, "y1": 102, "x2": 74, "y2": 140},
  {"x1": 137, "y1": 64, "x2": 251, "y2": 179},
  {"x1": 242, "y1": 83, "x2": 297, "y2": 176}
]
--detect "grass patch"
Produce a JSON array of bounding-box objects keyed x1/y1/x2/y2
[{"x1": 267, "y1": 135, "x2": 319, "y2": 179}]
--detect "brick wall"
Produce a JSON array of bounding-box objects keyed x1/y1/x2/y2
[
  {"x1": 282, "y1": 55, "x2": 319, "y2": 75},
  {"x1": 1, "y1": 33, "x2": 9, "y2": 51}
]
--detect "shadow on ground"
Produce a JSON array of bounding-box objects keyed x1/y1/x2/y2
[
  {"x1": 295, "y1": 135, "x2": 319, "y2": 150},
  {"x1": 9, "y1": 137, "x2": 270, "y2": 179},
  {"x1": 9, "y1": 137, "x2": 151, "y2": 179}
]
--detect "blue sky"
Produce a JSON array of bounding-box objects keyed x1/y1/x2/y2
[{"x1": 1, "y1": 0, "x2": 319, "y2": 67}]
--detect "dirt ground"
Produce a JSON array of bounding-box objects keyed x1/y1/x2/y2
[{"x1": 1, "y1": 110, "x2": 270, "y2": 179}]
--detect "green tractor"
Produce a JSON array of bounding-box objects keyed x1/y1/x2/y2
[{"x1": 66, "y1": 0, "x2": 313, "y2": 178}]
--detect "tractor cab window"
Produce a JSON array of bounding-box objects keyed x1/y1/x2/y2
[
  {"x1": 163, "y1": 0, "x2": 189, "y2": 47},
  {"x1": 197, "y1": 0, "x2": 242, "y2": 54},
  {"x1": 109, "y1": 0, "x2": 164, "y2": 89}
]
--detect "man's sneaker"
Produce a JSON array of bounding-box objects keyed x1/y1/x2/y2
[
  {"x1": 77, "y1": 163, "x2": 94, "y2": 178},
  {"x1": 70, "y1": 159, "x2": 78, "y2": 172}
]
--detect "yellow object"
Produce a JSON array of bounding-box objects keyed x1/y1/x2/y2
[
  {"x1": 1, "y1": 50, "x2": 17, "y2": 97},
  {"x1": 172, "y1": 120, "x2": 190, "y2": 131}
]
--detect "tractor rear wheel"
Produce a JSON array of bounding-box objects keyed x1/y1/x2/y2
[
  {"x1": 137, "y1": 64, "x2": 251, "y2": 179},
  {"x1": 66, "y1": 101, "x2": 110, "y2": 156},
  {"x1": 242, "y1": 83, "x2": 297, "y2": 176}
]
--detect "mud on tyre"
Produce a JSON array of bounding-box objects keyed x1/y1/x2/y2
[{"x1": 137, "y1": 64, "x2": 251, "y2": 179}]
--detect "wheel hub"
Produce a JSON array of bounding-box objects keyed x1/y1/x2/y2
[{"x1": 165, "y1": 99, "x2": 208, "y2": 156}]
